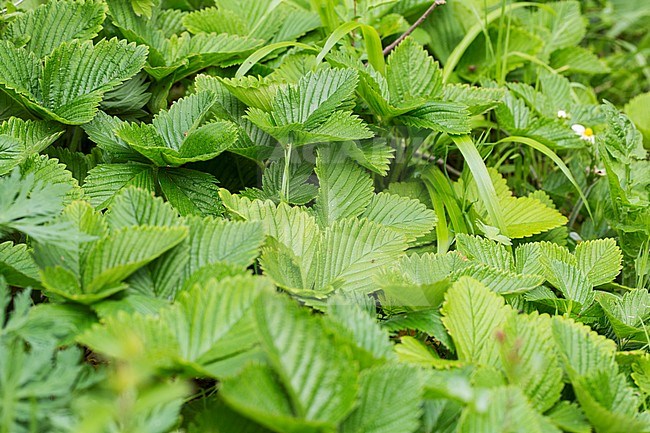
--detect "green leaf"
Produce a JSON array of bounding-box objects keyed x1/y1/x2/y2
[
  {"x1": 21, "y1": 153, "x2": 84, "y2": 202},
  {"x1": 220, "y1": 364, "x2": 305, "y2": 432},
  {"x1": 184, "y1": 397, "x2": 275, "y2": 433},
  {"x1": 546, "y1": 402, "x2": 591, "y2": 433},
  {"x1": 163, "y1": 275, "x2": 271, "y2": 373},
  {"x1": 533, "y1": 1, "x2": 586, "y2": 55},
  {"x1": 84, "y1": 163, "x2": 156, "y2": 209},
  {"x1": 453, "y1": 265, "x2": 544, "y2": 295},
  {"x1": 327, "y1": 297, "x2": 395, "y2": 366},
  {"x1": 551, "y1": 316, "x2": 617, "y2": 378},
  {"x1": 32, "y1": 200, "x2": 107, "y2": 278},
  {"x1": 38, "y1": 38, "x2": 148, "y2": 124},
  {"x1": 0, "y1": 168, "x2": 73, "y2": 243},
  {"x1": 546, "y1": 259, "x2": 594, "y2": 309},
  {"x1": 107, "y1": 0, "x2": 263, "y2": 79},
  {"x1": 243, "y1": 161, "x2": 317, "y2": 206},
  {"x1": 0, "y1": 118, "x2": 64, "y2": 176},
  {"x1": 218, "y1": 74, "x2": 285, "y2": 112},
  {"x1": 274, "y1": 68, "x2": 357, "y2": 127},
  {"x1": 253, "y1": 293, "x2": 357, "y2": 426},
  {"x1": 340, "y1": 364, "x2": 423, "y2": 433},
  {"x1": 245, "y1": 68, "x2": 372, "y2": 146},
  {"x1": 131, "y1": 0, "x2": 154, "y2": 18},
  {"x1": 441, "y1": 277, "x2": 513, "y2": 365},
  {"x1": 597, "y1": 290, "x2": 650, "y2": 342},
  {"x1": 466, "y1": 168, "x2": 567, "y2": 239},
  {"x1": 499, "y1": 312, "x2": 563, "y2": 412},
  {"x1": 183, "y1": 216, "x2": 265, "y2": 273},
  {"x1": 453, "y1": 136, "x2": 507, "y2": 236},
  {"x1": 552, "y1": 317, "x2": 650, "y2": 432},
  {"x1": 77, "y1": 225, "x2": 187, "y2": 299},
  {"x1": 77, "y1": 310, "x2": 179, "y2": 366},
  {"x1": 0, "y1": 340, "x2": 88, "y2": 433},
  {"x1": 361, "y1": 192, "x2": 437, "y2": 242},
  {"x1": 0, "y1": 241, "x2": 40, "y2": 288},
  {"x1": 344, "y1": 140, "x2": 394, "y2": 176},
  {"x1": 158, "y1": 168, "x2": 222, "y2": 216},
  {"x1": 117, "y1": 92, "x2": 238, "y2": 167},
  {"x1": 3, "y1": 0, "x2": 107, "y2": 58},
  {"x1": 500, "y1": 196, "x2": 568, "y2": 239},
  {"x1": 385, "y1": 37, "x2": 442, "y2": 106},
  {"x1": 456, "y1": 234, "x2": 514, "y2": 272},
  {"x1": 314, "y1": 146, "x2": 374, "y2": 227},
  {"x1": 83, "y1": 111, "x2": 147, "y2": 162},
  {"x1": 457, "y1": 386, "x2": 560, "y2": 433},
  {"x1": 625, "y1": 92, "x2": 650, "y2": 147},
  {"x1": 550, "y1": 46, "x2": 610, "y2": 75},
  {"x1": 315, "y1": 218, "x2": 407, "y2": 295},
  {"x1": 106, "y1": 186, "x2": 179, "y2": 229},
  {"x1": 400, "y1": 101, "x2": 471, "y2": 134},
  {"x1": 575, "y1": 239, "x2": 623, "y2": 286}
]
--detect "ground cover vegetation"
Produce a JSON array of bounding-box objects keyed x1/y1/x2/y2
[{"x1": 0, "y1": 0, "x2": 649, "y2": 431}]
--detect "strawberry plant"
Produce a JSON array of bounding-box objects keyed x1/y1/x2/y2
[{"x1": 0, "y1": 0, "x2": 649, "y2": 432}]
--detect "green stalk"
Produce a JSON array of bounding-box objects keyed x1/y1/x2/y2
[
  {"x1": 281, "y1": 142, "x2": 293, "y2": 203},
  {"x1": 452, "y1": 135, "x2": 508, "y2": 236}
]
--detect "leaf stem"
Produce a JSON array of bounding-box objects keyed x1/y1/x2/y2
[
  {"x1": 382, "y1": 0, "x2": 446, "y2": 56},
  {"x1": 281, "y1": 142, "x2": 293, "y2": 203}
]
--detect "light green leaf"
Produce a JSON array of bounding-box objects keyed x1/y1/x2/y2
[
  {"x1": 597, "y1": 290, "x2": 650, "y2": 342},
  {"x1": 314, "y1": 146, "x2": 374, "y2": 227},
  {"x1": 163, "y1": 275, "x2": 271, "y2": 371},
  {"x1": 315, "y1": 218, "x2": 407, "y2": 295},
  {"x1": 83, "y1": 111, "x2": 146, "y2": 162},
  {"x1": 362, "y1": 192, "x2": 437, "y2": 242},
  {"x1": 441, "y1": 277, "x2": 513, "y2": 365},
  {"x1": 273, "y1": 68, "x2": 358, "y2": 127},
  {"x1": 456, "y1": 234, "x2": 514, "y2": 272},
  {"x1": 550, "y1": 46, "x2": 610, "y2": 75},
  {"x1": 83, "y1": 163, "x2": 156, "y2": 209},
  {"x1": 552, "y1": 317, "x2": 650, "y2": 432},
  {"x1": 499, "y1": 313, "x2": 563, "y2": 412},
  {"x1": 625, "y1": 92, "x2": 650, "y2": 146},
  {"x1": 81, "y1": 225, "x2": 188, "y2": 294},
  {"x1": 546, "y1": 260, "x2": 594, "y2": 308},
  {"x1": 458, "y1": 386, "x2": 560, "y2": 433},
  {"x1": 327, "y1": 297, "x2": 395, "y2": 366},
  {"x1": 500, "y1": 195, "x2": 568, "y2": 239},
  {"x1": 183, "y1": 216, "x2": 265, "y2": 274},
  {"x1": 220, "y1": 364, "x2": 307, "y2": 433},
  {"x1": 340, "y1": 364, "x2": 423, "y2": 433},
  {"x1": 575, "y1": 239, "x2": 623, "y2": 286},
  {"x1": 0, "y1": 168, "x2": 73, "y2": 243},
  {"x1": 106, "y1": 186, "x2": 179, "y2": 229},
  {"x1": 253, "y1": 293, "x2": 358, "y2": 426},
  {"x1": 3, "y1": 0, "x2": 107, "y2": 58},
  {"x1": 453, "y1": 265, "x2": 544, "y2": 295}
]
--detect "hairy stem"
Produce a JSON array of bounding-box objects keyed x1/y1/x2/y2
[{"x1": 382, "y1": 0, "x2": 446, "y2": 56}]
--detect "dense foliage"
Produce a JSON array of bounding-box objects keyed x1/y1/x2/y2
[{"x1": 0, "y1": 0, "x2": 649, "y2": 432}]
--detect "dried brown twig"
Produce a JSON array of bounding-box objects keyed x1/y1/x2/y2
[{"x1": 382, "y1": 0, "x2": 446, "y2": 56}]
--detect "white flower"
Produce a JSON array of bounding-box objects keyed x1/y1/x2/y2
[
  {"x1": 557, "y1": 110, "x2": 569, "y2": 119},
  {"x1": 572, "y1": 124, "x2": 595, "y2": 143}
]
